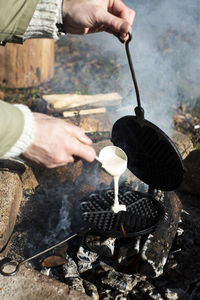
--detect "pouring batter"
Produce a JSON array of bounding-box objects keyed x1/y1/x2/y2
[{"x1": 97, "y1": 146, "x2": 127, "y2": 213}]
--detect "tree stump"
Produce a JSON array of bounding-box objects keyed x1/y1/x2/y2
[{"x1": 0, "y1": 39, "x2": 54, "y2": 88}]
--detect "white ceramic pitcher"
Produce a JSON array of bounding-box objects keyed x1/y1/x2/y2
[{"x1": 96, "y1": 146, "x2": 127, "y2": 213}]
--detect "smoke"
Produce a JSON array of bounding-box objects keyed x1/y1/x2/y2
[
  {"x1": 82, "y1": 0, "x2": 200, "y2": 135},
  {"x1": 43, "y1": 194, "x2": 72, "y2": 245},
  {"x1": 124, "y1": 0, "x2": 200, "y2": 135}
]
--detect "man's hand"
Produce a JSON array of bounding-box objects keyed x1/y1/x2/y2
[
  {"x1": 62, "y1": 0, "x2": 135, "y2": 38},
  {"x1": 22, "y1": 113, "x2": 96, "y2": 168}
]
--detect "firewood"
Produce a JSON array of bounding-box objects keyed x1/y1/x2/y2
[
  {"x1": 81, "y1": 115, "x2": 112, "y2": 133},
  {"x1": 139, "y1": 191, "x2": 182, "y2": 278},
  {"x1": 64, "y1": 115, "x2": 111, "y2": 133},
  {"x1": 63, "y1": 107, "x2": 106, "y2": 118},
  {"x1": 42, "y1": 93, "x2": 122, "y2": 110},
  {"x1": 174, "y1": 113, "x2": 195, "y2": 130}
]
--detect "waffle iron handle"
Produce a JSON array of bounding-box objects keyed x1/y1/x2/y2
[
  {"x1": 117, "y1": 32, "x2": 144, "y2": 120},
  {"x1": 0, "y1": 228, "x2": 90, "y2": 276},
  {"x1": 135, "y1": 106, "x2": 144, "y2": 120},
  {"x1": 0, "y1": 259, "x2": 22, "y2": 277}
]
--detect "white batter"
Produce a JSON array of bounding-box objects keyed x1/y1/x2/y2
[{"x1": 98, "y1": 146, "x2": 127, "y2": 213}]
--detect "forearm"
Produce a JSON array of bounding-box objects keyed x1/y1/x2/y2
[
  {"x1": 0, "y1": 101, "x2": 34, "y2": 159},
  {"x1": 0, "y1": 100, "x2": 95, "y2": 166}
]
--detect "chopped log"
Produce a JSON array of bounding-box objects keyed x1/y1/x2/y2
[
  {"x1": 138, "y1": 191, "x2": 182, "y2": 278},
  {"x1": 63, "y1": 107, "x2": 106, "y2": 118},
  {"x1": 173, "y1": 113, "x2": 194, "y2": 131},
  {"x1": 0, "y1": 39, "x2": 54, "y2": 88},
  {"x1": 42, "y1": 93, "x2": 122, "y2": 110}
]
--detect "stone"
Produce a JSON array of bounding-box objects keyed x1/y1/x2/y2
[
  {"x1": 20, "y1": 164, "x2": 39, "y2": 190},
  {"x1": 0, "y1": 159, "x2": 38, "y2": 190},
  {"x1": 37, "y1": 159, "x2": 83, "y2": 187},
  {"x1": 0, "y1": 159, "x2": 26, "y2": 174},
  {"x1": 101, "y1": 269, "x2": 138, "y2": 293},
  {"x1": 138, "y1": 191, "x2": 182, "y2": 278},
  {"x1": 0, "y1": 262, "x2": 91, "y2": 300},
  {"x1": 178, "y1": 150, "x2": 200, "y2": 196},
  {"x1": 0, "y1": 171, "x2": 22, "y2": 253},
  {"x1": 171, "y1": 131, "x2": 194, "y2": 159}
]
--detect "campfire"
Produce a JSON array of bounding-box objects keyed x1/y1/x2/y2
[{"x1": 0, "y1": 151, "x2": 184, "y2": 298}]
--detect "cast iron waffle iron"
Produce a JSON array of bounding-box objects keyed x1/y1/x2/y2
[
  {"x1": 72, "y1": 186, "x2": 164, "y2": 239},
  {"x1": 111, "y1": 33, "x2": 185, "y2": 191}
]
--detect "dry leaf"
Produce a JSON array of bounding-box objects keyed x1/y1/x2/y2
[{"x1": 41, "y1": 255, "x2": 67, "y2": 268}]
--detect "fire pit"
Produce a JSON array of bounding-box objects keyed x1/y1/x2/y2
[
  {"x1": 2, "y1": 152, "x2": 199, "y2": 299},
  {"x1": 45, "y1": 185, "x2": 182, "y2": 299}
]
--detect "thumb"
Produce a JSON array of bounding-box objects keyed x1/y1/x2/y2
[{"x1": 98, "y1": 11, "x2": 132, "y2": 34}]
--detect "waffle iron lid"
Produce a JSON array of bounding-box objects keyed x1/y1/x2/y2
[{"x1": 111, "y1": 116, "x2": 185, "y2": 191}]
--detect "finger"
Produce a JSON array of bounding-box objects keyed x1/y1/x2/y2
[
  {"x1": 77, "y1": 132, "x2": 93, "y2": 145},
  {"x1": 98, "y1": 11, "x2": 132, "y2": 34},
  {"x1": 64, "y1": 123, "x2": 93, "y2": 145},
  {"x1": 71, "y1": 140, "x2": 96, "y2": 162},
  {"x1": 110, "y1": 0, "x2": 135, "y2": 25}
]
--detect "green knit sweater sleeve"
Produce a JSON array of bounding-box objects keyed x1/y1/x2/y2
[
  {"x1": 0, "y1": 0, "x2": 39, "y2": 44},
  {"x1": 0, "y1": 100, "x2": 24, "y2": 157}
]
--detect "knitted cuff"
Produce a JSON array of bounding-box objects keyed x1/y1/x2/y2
[
  {"x1": 57, "y1": 0, "x2": 64, "y2": 24},
  {"x1": 24, "y1": 0, "x2": 63, "y2": 40},
  {"x1": 2, "y1": 105, "x2": 35, "y2": 159}
]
